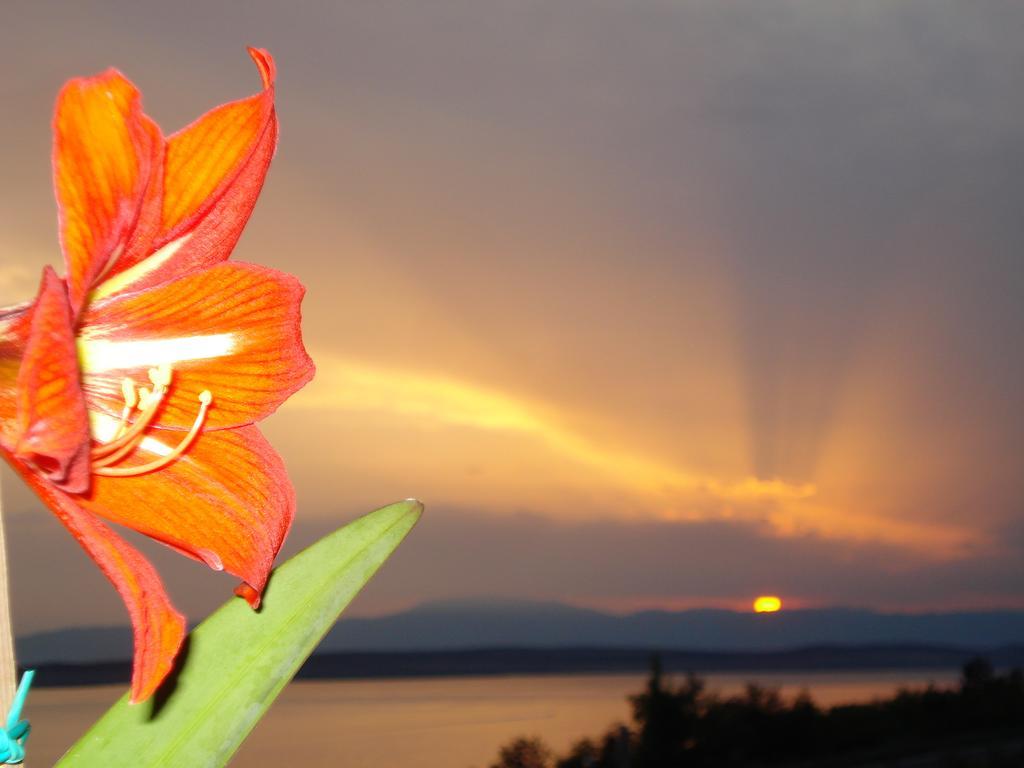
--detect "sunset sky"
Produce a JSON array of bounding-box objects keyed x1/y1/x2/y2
[{"x1": 1, "y1": 1, "x2": 1023, "y2": 634}]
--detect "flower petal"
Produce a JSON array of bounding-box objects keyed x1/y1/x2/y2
[
  {"x1": 79, "y1": 262, "x2": 314, "y2": 430},
  {"x1": 0, "y1": 305, "x2": 31, "y2": 436},
  {"x1": 2, "y1": 452, "x2": 185, "y2": 703},
  {"x1": 13, "y1": 268, "x2": 90, "y2": 492},
  {"x1": 90, "y1": 48, "x2": 278, "y2": 299},
  {"x1": 112, "y1": 118, "x2": 167, "y2": 275},
  {"x1": 161, "y1": 48, "x2": 275, "y2": 242},
  {"x1": 77, "y1": 424, "x2": 294, "y2": 608},
  {"x1": 53, "y1": 69, "x2": 159, "y2": 315}
]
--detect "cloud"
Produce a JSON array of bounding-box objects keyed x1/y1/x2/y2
[
  {"x1": 283, "y1": 355, "x2": 976, "y2": 556},
  {"x1": 296, "y1": 354, "x2": 816, "y2": 504}
]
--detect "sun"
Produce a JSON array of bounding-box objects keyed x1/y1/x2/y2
[{"x1": 753, "y1": 595, "x2": 783, "y2": 613}]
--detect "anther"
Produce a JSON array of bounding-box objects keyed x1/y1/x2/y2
[
  {"x1": 121, "y1": 378, "x2": 138, "y2": 410},
  {"x1": 149, "y1": 364, "x2": 172, "y2": 389},
  {"x1": 111, "y1": 377, "x2": 138, "y2": 440}
]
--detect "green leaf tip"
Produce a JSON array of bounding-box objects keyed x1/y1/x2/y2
[{"x1": 56, "y1": 498, "x2": 423, "y2": 767}]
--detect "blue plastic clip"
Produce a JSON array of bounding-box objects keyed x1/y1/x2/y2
[{"x1": 0, "y1": 671, "x2": 34, "y2": 764}]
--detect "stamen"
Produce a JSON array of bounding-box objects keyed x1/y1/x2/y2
[
  {"x1": 89, "y1": 364, "x2": 213, "y2": 477},
  {"x1": 111, "y1": 378, "x2": 138, "y2": 440},
  {"x1": 91, "y1": 381, "x2": 167, "y2": 461},
  {"x1": 93, "y1": 391, "x2": 213, "y2": 478}
]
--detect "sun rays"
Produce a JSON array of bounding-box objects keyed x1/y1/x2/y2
[{"x1": 290, "y1": 354, "x2": 976, "y2": 557}]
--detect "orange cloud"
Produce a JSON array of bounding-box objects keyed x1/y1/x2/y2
[{"x1": 292, "y1": 354, "x2": 976, "y2": 557}]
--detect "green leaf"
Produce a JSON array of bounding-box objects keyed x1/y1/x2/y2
[{"x1": 56, "y1": 499, "x2": 423, "y2": 767}]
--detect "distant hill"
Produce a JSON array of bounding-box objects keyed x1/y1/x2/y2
[
  {"x1": 320, "y1": 598, "x2": 1024, "y2": 653},
  {"x1": 17, "y1": 598, "x2": 1024, "y2": 665}
]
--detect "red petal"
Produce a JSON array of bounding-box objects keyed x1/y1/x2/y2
[
  {"x1": 53, "y1": 70, "x2": 159, "y2": 315},
  {"x1": 77, "y1": 425, "x2": 294, "y2": 606},
  {"x1": 0, "y1": 304, "x2": 31, "y2": 435},
  {"x1": 13, "y1": 269, "x2": 90, "y2": 492},
  {"x1": 161, "y1": 48, "x2": 275, "y2": 242},
  {"x1": 113, "y1": 119, "x2": 167, "y2": 274},
  {"x1": 79, "y1": 262, "x2": 314, "y2": 430},
  {"x1": 234, "y1": 582, "x2": 262, "y2": 610},
  {"x1": 2, "y1": 452, "x2": 185, "y2": 703},
  {"x1": 92, "y1": 48, "x2": 278, "y2": 297}
]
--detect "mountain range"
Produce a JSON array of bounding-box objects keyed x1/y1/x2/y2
[{"x1": 17, "y1": 599, "x2": 1024, "y2": 666}]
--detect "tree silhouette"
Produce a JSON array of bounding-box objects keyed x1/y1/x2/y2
[
  {"x1": 491, "y1": 736, "x2": 554, "y2": 768},
  {"x1": 630, "y1": 655, "x2": 702, "y2": 767},
  {"x1": 491, "y1": 655, "x2": 1024, "y2": 767}
]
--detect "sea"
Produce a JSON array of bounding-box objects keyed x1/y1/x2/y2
[{"x1": 30, "y1": 670, "x2": 960, "y2": 766}]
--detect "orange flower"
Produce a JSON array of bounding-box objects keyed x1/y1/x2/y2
[{"x1": 0, "y1": 48, "x2": 314, "y2": 702}]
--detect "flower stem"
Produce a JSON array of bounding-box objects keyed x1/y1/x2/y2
[{"x1": 0, "y1": 471, "x2": 17, "y2": 713}]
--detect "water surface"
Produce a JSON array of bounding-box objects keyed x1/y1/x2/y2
[{"x1": 30, "y1": 670, "x2": 959, "y2": 766}]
